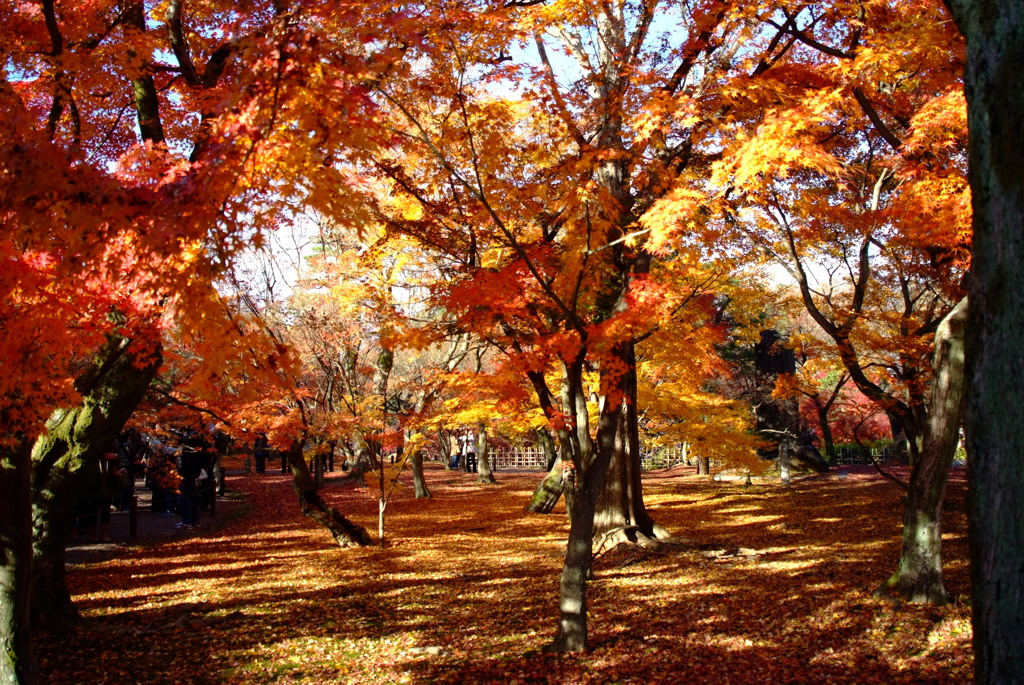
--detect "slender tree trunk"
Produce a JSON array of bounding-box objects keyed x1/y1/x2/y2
[
  {"x1": 442, "y1": 430, "x2": 457, "y2": 470},
  {"x1": 817, "y1": 405, "x2": 837, "y2": 463},
  {"x1": 476, "y1": 423, "x2": 497, "y2": 484},
  {"x1": 779, "y1": 441, "x2": 793, "y2": 485},
  {"x1": 945, "y1": 2, "x2": 1024, "y2": 679},
  {"x1": 876, "y1": 297, "x2": 968, "y2": 604},
  {"x1": 284, "y1": 442, "x2": 372, "y2": 547},
  {"x1": 0, "y1": 440, "x2": 37, "y2": 685},
  {"x1": 545, "y1": 362, "x2": 618, "y2": 653},
  {"x1": 536, "y1": 426, "x2": 558, "y2": 470}
]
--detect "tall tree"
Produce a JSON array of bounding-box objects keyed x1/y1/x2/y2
[
  {"x1": 945, "y1": 1, "x2": 1024, "y2": 681},
  {"x1": 2, "y1": 2, "x2": 418, "y2": 673},
  {"x1": 336, "y1": 0, "x2": 783, "y2": 651}
]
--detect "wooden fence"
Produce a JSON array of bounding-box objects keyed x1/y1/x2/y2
[
  {"x1": 489, "y1": 446, "x2": 548, "y2": 470},
  {"x1": 487, "y1": 444, "x2": 691, "y2": 471},
  {"x1": 833, "y1": 445, "x2": 896, "y2": 466}
]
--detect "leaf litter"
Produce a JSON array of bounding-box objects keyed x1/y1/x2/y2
[{"x1": 38, "y1": 464, "x2": 971, "y2": 684}]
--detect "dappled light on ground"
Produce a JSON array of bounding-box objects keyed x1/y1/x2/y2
[{"x1": 40, "y1": 464, "x2": 970, "y2": 683}]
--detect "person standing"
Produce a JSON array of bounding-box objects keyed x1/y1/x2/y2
[
  {"x1": 253, "y1": 433, "x2": 269, "y2": 474},
  {"x1": 175, "y1": 431, "x2": 206, "y2": 530}
]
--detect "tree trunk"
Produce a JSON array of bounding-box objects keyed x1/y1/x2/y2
[
  {"x1": 475, "y1": 423, "x2": 497, "y2": 484},
  {"x1": 0, "y1": 441, "x2": 37, "y2": 685},
  {"x1": 545, "y1": 353, "x2": 619, "y2": 653},
  {"x1": 593, "y1": 342, "x2": 668, "y2": 546},
  {"x1": 779, "y1": 441, "x2": 792, "y2": 485},
  {"x1": 284, "y1": 443, "x2": 372, "y2": 547},
  {"x1": 343, "y1": 433, "x2": 379, "y2": 482},
  {"x1": 945, "y1": 2, "x2": 1024, "y2": 679},
  {"x1": 527, "y1": 456, "x2": 566, "y2": 514},
  {"x1": 441, "y1": 430, "x2": 457, "y2": 469},
  {"x1": 696, "y1": 455, "x2": 710, "y2": 476},
  {"x1": 31, "y1": 337, "x2": 160, "y2": 631},
  {"x1": 875, "y1": 297, "x2": 968, "y2": 604},
  {"x1": 409, "y1": 436, "x2": 431, "y2": 499},
  {"x1": 817, "y1": 405, "x2": 837, "y2": 463}
]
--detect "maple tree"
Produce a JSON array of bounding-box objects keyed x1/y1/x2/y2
[
  {"x1": 0, "y1": 1, "x2": 423, "y2": 679},
  {"x1": 716, "y1": 0, "x2": 970, "y2": 604},
  {"x1": 1, "y1": 0, "x2": 1007, "y2": 677},
  {"x1": 330, "y1": 0, "x2": 817, "y2": 652}
]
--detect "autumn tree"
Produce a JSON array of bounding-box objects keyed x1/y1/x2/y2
[
  {"x1": 718, "y1": 0, "x2": 970, "y2": 604},
  {"x1": 310, "y1": 0, "x2": 801, "y2": 652},
  {"x1": 1, "y1": 1, "x2": 427, "y2": 675},
  {"x1": 944, "y1": 1, "x2": 1024, "y2": 681}
]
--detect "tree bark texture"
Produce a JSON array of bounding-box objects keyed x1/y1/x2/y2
[
  {"x1": 946, "y1": 1, "x2": 1024, "y2": 680},
  {"x1": 875, "y1": 297, "x2": 968, "y2": 605},
  {"x1": 526, "y1": 457, "x2": 566, "y2": 514},
  {"x1": 593, "y1": 342, "x2": 667, "y2": 545},
  {"x1": 545, "y1": 363, "x2": 620, "y2": 653},
  {"x1": 0, "y1": 441, "x2": 37, "y2": 685},
  {"x1": 284, "y1": 443, "x2": 372, "y2": 547},
  {"x1": 31, "y1": 337, "x2": 160, "y2": 631},
  {"x1": 409, "y1": 446, "x2": 431, "y2": 499}
]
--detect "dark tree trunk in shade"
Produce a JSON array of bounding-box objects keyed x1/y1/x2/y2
[
  {"x1": 0, "y1": 441, "x2": 37, "y2": 685},
  {"x1": 945, "y1": 2, "x2": 1024, "y2": 680}
]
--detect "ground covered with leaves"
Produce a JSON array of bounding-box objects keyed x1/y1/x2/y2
[{"x1": 40, "y1": 464, "x2": 972, "y2": 684}]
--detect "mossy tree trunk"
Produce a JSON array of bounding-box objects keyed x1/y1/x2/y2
[
  {"x1": 31, "y1": 336, "x2": 161, "y2": 631},
  {"x1": 875, "y1": 297, "x2": 968, "y2": 604}
]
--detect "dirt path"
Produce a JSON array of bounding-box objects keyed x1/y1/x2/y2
[{"x1": 65, "y1": 471, "x2": 248, "y2": 566}]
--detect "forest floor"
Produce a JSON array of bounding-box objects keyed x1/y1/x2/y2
[{"x1": 40, "y1": 461, "x2": 972, "y2": 684}]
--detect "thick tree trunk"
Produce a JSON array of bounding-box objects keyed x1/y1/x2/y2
[
  {"x1": 696, "y1": 455, "x2": 710, "y2": 476},
  {"x1": 945, "y1": 2, "x2": 1024, "y2": 679},
  {"x1": 284, "y1": 443, "x2": 372, "y2": 547},
  {"x1": 593, "y1": 343, "x2": 668, "y2": 545},
  {"x1": 475, "y1": 423, "x2": 497, "y2": 484},
  {"x1": 0, "y1": 441, "x2": 37, "y2": 685},
  {"x1": 31, "y1": 337, "x2": 160, "y2": 631},
  {"x1": 875, "y1": 297, "x2": 968, "y2": 604}
]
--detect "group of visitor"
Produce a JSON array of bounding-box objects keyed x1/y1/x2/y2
[{"x1": 72, "y1": 425, "x2": 225, "y2": 542}]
